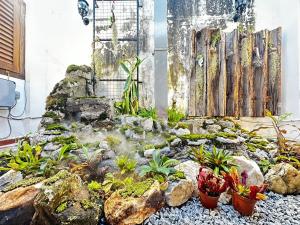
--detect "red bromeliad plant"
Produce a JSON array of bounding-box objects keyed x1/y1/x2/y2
[
  {"x1": 197, "y1": 167, "x2": 228, "y2": 197},
  {"x1": 223, "y1": 167, "x2": 267, "y2": 200}
]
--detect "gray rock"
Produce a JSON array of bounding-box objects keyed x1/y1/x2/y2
[
  {"x1": 187, "y1": 139, "x2": 209, "y2": 146},
  {"x1": 0, "y1": 170, "x2": 23, "y2": 191},
  {"x1": 144, "y1": 149, "x2": 155, "y2": 158},
  {"x1": 171, "y1": 128, "x2": 190, "y2": 136},
  {"x1": 204, "y1": 119, "x2": 216, "y2": 125},
  {"x1": 43, "y1": 142, "x2": 61, "y2": 151},
  {"x1": 160, "y1": 147, "x2": 172, "y2": 156},
  {"x1": 253, "y1": 149, "x2": 269, "y2": 160},
  {"x1": 216, "y1": 137, "x2": 240, "y2": 144},
  {"x1": 206, "y1": 124, "x2": 222, "y2": 133},
  {"x1": 223, "y1": 128, "x2": 236, "y2": 135},
  {"x1": 142, "y1": 118, "x2": 154, "y2": 132},
  {"x1": 103, "y1": 150, "x2": 116, "y2": 160},
  {"x1": 170, "y1": 138, "x2": 182, "y2": 147},
  {"x1": 65, "y1": 97, "x2": 113, "y2": 123},
  {"x1": 218, "y1": 120, "x2": 235, "y2": 129},
  {"x1": 120, "y1": 115, "x2": 142, "y2": 126},
  {"x1": 125, "y1": 129, "x2": 134, "y2": 138}
]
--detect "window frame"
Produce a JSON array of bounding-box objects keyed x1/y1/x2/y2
[{"x1": 0, "y1": 0, "x2": 26, "y2": 80}]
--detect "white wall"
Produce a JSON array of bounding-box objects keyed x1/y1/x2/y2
[
  {"x1": 256, "y1": 0, "x2": 300, "y2": 119},
  {"x1": 0, "y1": 0, "x2": 92, "y2": 139}
]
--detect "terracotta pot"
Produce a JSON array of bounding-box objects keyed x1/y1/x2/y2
[
  {"x1": 199, "y1": 191, "x2": 220, "y2": 209},
  {"x1": 232, "y1": 192, "x2": 257, "y2": 216}
]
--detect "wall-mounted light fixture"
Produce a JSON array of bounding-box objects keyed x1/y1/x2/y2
[
  {"x1": 78, "y1": 0, "x2": 90, "y2": 25},
  {"x1": 233, "y1": 0, "x2": 248, "y2": 22}
]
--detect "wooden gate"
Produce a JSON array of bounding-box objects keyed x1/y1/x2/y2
[{"x1": 189, "y1": 27, "x2": 282, "y2": 117}]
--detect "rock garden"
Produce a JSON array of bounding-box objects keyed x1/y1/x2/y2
[{"x1": 0, "y1": 64, "x2": 299, "y2": 225}]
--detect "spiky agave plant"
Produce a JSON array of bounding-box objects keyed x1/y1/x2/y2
[{"x1": 115, "y1": 57, "x2": 144, "y2": 115}]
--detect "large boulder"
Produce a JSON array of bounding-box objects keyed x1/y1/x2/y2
[
  {"x1": 232, "y1": 156, "x2": 264, "y2": 186},
  {"x1": 174, "y1": 160, "x2": 200, "y2": 195},
  {"x1": 104, "y1": 181, "x2": 164, "y2": 225},
  {"x1": 165, "y1": 179, "x2": 194, "y2": 207},
  {"x1": 265, "y1": 163, "x2": 300, "y2": 195},
  {"x1": 31, "y1": 172, "x2": 100, "y2": 225},
  {"x1": 0, "y1": 186, "x2": 40, "y2": 225}
]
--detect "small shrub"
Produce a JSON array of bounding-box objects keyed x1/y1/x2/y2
[
  {"x1": 56, "y1": 202, "x2": 68, "y2": 213},
  {"x1": 140, "y1": 150, "x2": 179, "y2": 182},
  {"x1": 115, "y1": 155, "x2": 137, "y2": 174},
  {"x1": 0, "y1": 141, "x2": 44, "y2": 175},
  {"x1": 138, "y1": 107, "x2": 157, "y2": 120},
  {"x1": 258, "y1": 159, "x2": 272, "y2": 174},
  {"x1": 88, "y1": 181, "x2": 102, "y2": 192},
  {"x1": 204, "y1": 146, "x2": 236, "y2": 175},
  {"x1": 167, "y1": 107, "x2": 185, "y2": 123},
  {"x1": 105, "y1": 135, "x2": 121, "y2": 148}
]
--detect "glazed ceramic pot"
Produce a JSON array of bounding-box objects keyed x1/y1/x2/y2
[
  {"x1": 199, "y1": 191, "x2": 220, "y2": 209},
  {"x1": 232, "y1": 192, "x2": 257, "y2": 216}
]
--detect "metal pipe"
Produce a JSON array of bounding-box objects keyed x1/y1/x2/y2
[{"x1": 154, "y1": 0, "x2": 168, "y2": 117}]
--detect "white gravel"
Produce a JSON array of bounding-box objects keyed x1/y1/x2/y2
[{"x1": 144, "y1": 192, "x2": 300, "y2": 225}]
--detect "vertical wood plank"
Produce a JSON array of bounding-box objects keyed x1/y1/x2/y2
[
  {"x1": 225, "y1": 29, "x2": 240, "y2": 117},
  {"x1": 207, "y1": 29, "x2": 221, "y2": 116},
  {"x1": 195, "y1": 28, "x2": 208, "y2": 116},
  {"x1": 218, "y1": 31, "x2": 227, "y2": 116},
  {"x1": 253, "y1": 30, "x2": 268, "y2": 117},
  {"x1": 189, "y1": 29, "x2": 197, "y2": 117},
  {"x1": 239, "y1": 32, "x2": 254, "y2": 116},
  {"x1": 267, "y1": 27, "x2": 282, "y2": 115}
]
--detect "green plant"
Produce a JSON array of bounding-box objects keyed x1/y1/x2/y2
[
  {"x1": 275, "y1": 155, "x2": 300, "y2": 169},
  {"x1": 114, "y1": 57, "x2": 144, "y2": 115},
  {"x1": 105, "y1": 135, "x2": 121, "y2": 148},
  {"x1": 115, "y1": 155, "x2": 137, "y2": 174},
  {"x1": 45, "y1": 123, "x2": 69, "y2": 131},
  {"x1": 56, "y1": 202, "x2": 68, "y2": 213},
  {"x1": 258, "y1": 159, "x2": 272, "y2": 174},
  {"x1": 120, "y1": 179, "x2": 154, "y2": 198},
  {"x1": 204, "y1": 146, "x2": 236, "y2": 175},
  {"x1": 190, "y1": 145, "x2": 206, "y2": 164},
  {"x1": 167, "y1": 107, "x2": 185, "y2": 123},
  {"x1": 88, "y1": 181, "x2": 102, "y2": 192},
  {"x1": 101, "y1": 173, "x2": 132, "y2": 194},
  {"x1": 138, "y1": 107, "x2": 157, "y2": 119},
  {"x1": 57, "y1": 144, "x2": 77, "y2": 161},
  {"x1": 140, "y1": 150, "x2": 179, "y2": 181},
  {"x1": 211, "y1": 31, "x2": 221, "y2": 48},
  {"x1": 265, "y1": 110, "x2": 292, "y2": 152},
  {"x1": 0, "y1": 141, "x2": 44, "y2": 174}
]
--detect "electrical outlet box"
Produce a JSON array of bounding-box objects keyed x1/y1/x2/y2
[{"x1": 0, "y1": 78, "x2": 16, "y2": 108}]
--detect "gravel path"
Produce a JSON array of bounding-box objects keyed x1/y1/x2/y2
[{"x1": 144, "y1": 192, "x2": 300, "y2": 225}]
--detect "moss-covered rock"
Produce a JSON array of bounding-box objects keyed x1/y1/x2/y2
[
  {"x1": 31, "y1": 172, "x2": 100, "y2": 225},
  {"x1": 104, "y1": 180, "x2": 164, "y2": 225},
  {"x1": 66, "y1": 65, "x2": 92, "y2": 74}
]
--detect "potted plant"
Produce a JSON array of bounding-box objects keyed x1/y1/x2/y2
[
  {"x1": 223, "y1": 168, "x2": 268, "y2": 216},
  {"x1": 197, "y1": 167, "x2": 228, "y2": 209}
]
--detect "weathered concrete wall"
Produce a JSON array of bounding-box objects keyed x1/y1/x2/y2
[
  {"x1": 167, "y1": 0, "x2": 255, "y2": 112},
  {"x1": 93, "y1": 0, "x2": 255, "y2": 112}
]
